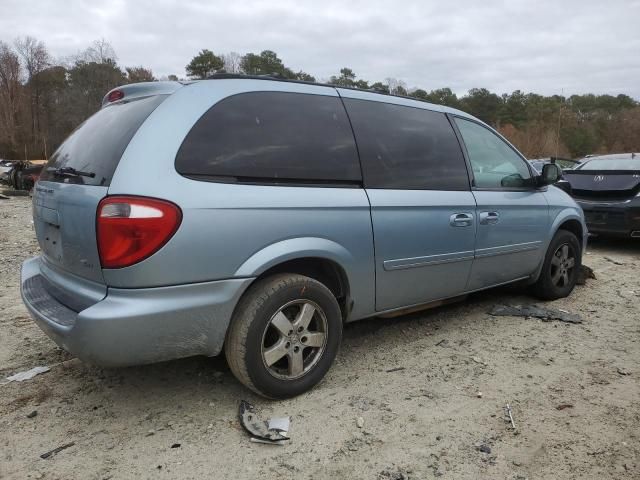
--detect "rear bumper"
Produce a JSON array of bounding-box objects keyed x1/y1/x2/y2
[
  {"x1": 21, "y1": 257, "x2": 253, "y2": 367},
  {"x1": 577, "y1": 199, "x2": 640, "y2": 237}
]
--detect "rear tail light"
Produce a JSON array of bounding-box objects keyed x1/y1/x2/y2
[{"x1": 97, "y1": 196, "x2": 182, "y2": 269}]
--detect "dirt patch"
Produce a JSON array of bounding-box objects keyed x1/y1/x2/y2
[{"x1": 1, "y1": 196, "x2": 639, "y2": 479}]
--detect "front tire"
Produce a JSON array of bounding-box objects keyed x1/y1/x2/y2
[
  {"x1": 225, "y1": 274, "x2": 342, "y2": 398},
  {"x1": 533, "y1": 229, "x2": 581, "y2": 300}
]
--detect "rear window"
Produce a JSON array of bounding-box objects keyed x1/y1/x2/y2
[
  {"x1": 39, "y1": 95, "x2": 167, "y2": 186},
  {"x1": 343, "y1": 99, "x2": 469, "y2": 190},
  {"x1": 175, "y1": 91, "x2": 361, "y2": 184}
]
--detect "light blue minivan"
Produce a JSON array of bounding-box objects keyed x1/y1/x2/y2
[{"x1": 21, "y1": 75, "x2": 587, "y2": 398}]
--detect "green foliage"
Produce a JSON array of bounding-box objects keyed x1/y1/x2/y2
[
  {"x1": 499, "y1": 90, "x2": 527, "y2": 127},
  {"x1": 329, "y1": 68, "x2": 369, "y2": 89},
  {"x1": 294, "y1": 71, "x2": 316, "y2": 82},
  {"x1": 67, "y1": 59, "x2": 126, "y2": 120},
  {"x1": 329, "y1": 67, "x2": 356, "y2": 86},
  {"x1": 126, "y1": 66, "x2": 155, "y2": 83},
  {"x1": 369, "y1": 82, "x2": 390, "y2": 94},
  {"x1": 240, "y1": 50, "x2": 296, "y2": 78},
  {"x1": 185, "y1": 49, "x2": 224, "y2": 79},
  {"x1": 561, "y1": 124, "x2": 599, "y2": 158},
  {"x1": 459, "y1": 88, "x2": 502, "y2": 125},
  {"x1": 425, "y1": 88, "x2": 460, "y2": 108}
]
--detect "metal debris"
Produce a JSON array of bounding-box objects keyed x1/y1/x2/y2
[
  {"x1": 505, "y1": 404, "x2": 516, "y2": 430},
  {"x1": 40, "y1": 442, "x2": 75, "y2": 459},
  {"x1": 489, "y1": 304, "x2": 583, "y2": 324},
  {"x1": 239, "y1": 400, "x2": 289, "y2": 444},
  {"x1": 249, "y1": 437, "x2": 288, "y2": 446},
  {"x1": 268, "y1": 416, "x2": 290, "y2": 433},
  {"x1": 556, "y1": 404, "x2": 574, "y2": 410},
  {"x1": 386, "y1": 367, "x2": 405, "y2": 373}
]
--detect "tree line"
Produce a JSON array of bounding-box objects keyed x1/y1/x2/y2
[{"x1": 1, "y1": 38, "x2": 638, "y2": 161}]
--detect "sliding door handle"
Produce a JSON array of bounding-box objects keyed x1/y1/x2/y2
[
  {"x1": 479, "y1": 211, "x2": 500, "y2": 225},
  {"x1": 450, "y1": 213, "x2": 474, "y2": 227}
]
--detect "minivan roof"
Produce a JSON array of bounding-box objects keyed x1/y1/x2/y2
[
  {"x1": 200, "y1": 73, "x2": 469, "y2": 117},
  {"x1": 103, "y1": 74, "x2": 472, "y2": 119}
]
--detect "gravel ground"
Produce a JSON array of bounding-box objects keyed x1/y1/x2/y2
[{"x1": 0, "y1": 194, "x2": 638, "y2": 480}]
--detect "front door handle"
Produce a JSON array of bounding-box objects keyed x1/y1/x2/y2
[
  {"x1": 479, "y1": 211, "x2": 500, "y2": 225},
  {"x1": 450, "y1": 213, "x2": 474, "y2": 227}
]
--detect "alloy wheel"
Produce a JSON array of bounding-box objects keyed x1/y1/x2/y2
[
  {"x1": 550, "y1": 243, "x2": 576, "y2": 288},
  {"x1": 260, "y1": 300, "x2": 328, "y2": 380}
]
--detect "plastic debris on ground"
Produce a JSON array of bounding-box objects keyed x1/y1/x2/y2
[
  {"x1": 4, "y1": 366, "x2": 50, "y2": 384},
  {"x1": 239, "y1": 400, "x2": 290, "y2": 445},
  {"x1": 489, "y1": 304, "x2": 583, "y2": 324},
  {"x1": 40, "y1": 442, "x2": 75, "y2": 459}
]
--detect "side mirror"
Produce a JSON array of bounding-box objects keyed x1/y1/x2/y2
[{"x1": 539, "y1": 163, "x2": 561, "y2": 186}]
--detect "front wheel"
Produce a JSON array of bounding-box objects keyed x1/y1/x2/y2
[
  {"x1": 533, "y1": 229, "x2": 581, "y2": 300},
  {"x1": 225, "y1": 274, "x2": 342, "y2": 398}
]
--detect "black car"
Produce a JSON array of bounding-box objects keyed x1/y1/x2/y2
[
  {"x1": 528, "y1": 157, "x2": 580, "y2": 195},
  {"x1": 528, "y1": 157, "x2": 581, "y2": 173},
  {"x1": 563, "y1": 153, "x2": 640, "y2": 237}
]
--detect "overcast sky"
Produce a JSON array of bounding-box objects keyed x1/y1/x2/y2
[{"x1": 2, "y1": 0, "x2": 640, "y2": 98}]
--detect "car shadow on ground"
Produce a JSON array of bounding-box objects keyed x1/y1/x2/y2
[
  {"x1": 56, "y1": 282, "x2": 536, "y2": 410},
  {"x1": 27, "y1": 236, "x2": 628, "y2": 412}
]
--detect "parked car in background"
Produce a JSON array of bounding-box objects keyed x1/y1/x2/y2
[
  {"x1": 528, "y1": 157, "x2": 581, "y2": 173},
  {"x1": 3, "y1": 160, "x2": 47, "y2": 190},
  {"x1": 528, "y1": 157, "x2": 579, "y2": 195},
  {"x1": 0, "y1": 160, "x2": 15, "y2": 183},
  {"x1": 21, "y1": 76, "x2": 587, "y2": 398},
  {"x1": 563, "y1": 153, "x2": 640, "y2": 237}
]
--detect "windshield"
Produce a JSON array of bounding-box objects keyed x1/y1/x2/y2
[
  {"x1": 39, "y1": 95, "x2": 167, "y2": 186},
  {"x1": 577, "y1": 156, "x2": 640, "y2": 171}
]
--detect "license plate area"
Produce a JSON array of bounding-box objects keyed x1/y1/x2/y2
[
  {"x1": 586, "y1": 211, "x2": 608, "y2": 225},
  {"x1": 39, "y1": 222, "x2": 64, "y2": 263}
]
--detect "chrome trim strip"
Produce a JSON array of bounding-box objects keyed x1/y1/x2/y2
[
  {"x1": 575, "y1": 198, "x2": 632, "y2": 205},
  {"x1": 384, "y1": 241, "x2": 542, "y2": 271},
  {"x1": 475, "y1": 241, "x2": 542, "y2": 259},
  {"x1": 383, "y1": 251, "x2": 474, "y2": 271}
]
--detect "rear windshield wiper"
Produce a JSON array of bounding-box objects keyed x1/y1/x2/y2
[{"x1": 47, "y1": 166, "x2": 96, "y2": 178}]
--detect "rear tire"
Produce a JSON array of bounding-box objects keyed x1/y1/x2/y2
[
  {"x1": 225, "y1": 274, "x2": 342, "y2": 398},
  {"x1": 533, "y1": 229, "x2": 581, "y2": 300}
]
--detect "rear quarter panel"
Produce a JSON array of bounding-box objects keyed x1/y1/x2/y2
[{"x1": 105, "y1": 79, "x2": 376, "y2": 320}]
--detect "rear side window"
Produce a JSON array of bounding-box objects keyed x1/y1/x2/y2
[
  {"x1": 343, "y1": 99, "x2": 469, "y2": 190},
  {"x1": 39, "y1": 95, "x2": 167, "y2": 186},
  {"x1": 176, "y1": 91, "x2": 361, "y2": 184}
]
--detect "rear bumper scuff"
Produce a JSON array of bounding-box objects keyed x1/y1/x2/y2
[{"x1": 21, "y1": 256, "x2": 253, "y2": 367}]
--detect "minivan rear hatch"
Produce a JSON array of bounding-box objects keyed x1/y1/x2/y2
[{"x1": 34, "y1": 91, "x2": 170, "y2": 286}]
